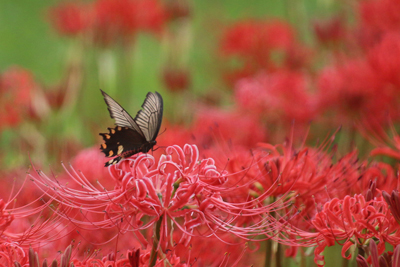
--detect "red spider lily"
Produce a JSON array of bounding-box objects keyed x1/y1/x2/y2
[
  {"x1": 155, "y1": 122, "x2": 195, "y2": 150},
  {"x1": 235, "y1": 71, "x2": 316, "y2": 126},
  {"x1": 382, "y1": 190, "x2": 400, "y2": 225},
  {"x1": 256, "y1": 141, "x2": 366, "y2": 230},
  {"x1": 313, "y1": 17, "x2": 347, "y2": 46},
  {"x1": 164, "y1": 0, "x2": 191, "y2": 21},
  {"x1": 192, "y1": 107, "x2": 267, "y2": 148},
  {"x1": 350, "y1": 123, "x2": 400, "y2": 193},
  {"x1": 92, "y1": 0, "x2": 166, "y2": 46},
  {"x1": 0, "y1": 66, "x2": 41, "y2": 130},
  {"x1": 359, "y1": 0, "x2": 400, "y2": 35},
  {"x1": 48, "y1": 2, "x2": 91, "y2": 36},
  {"x1": 0, "y1": 199, "x2": 14, "y2": 234},
  {"x1": 248, "y1": 136, "x2": 400, "y2": 264},
  {"x1": 316, "y1": 59, "x2": 390, "y2": 126},
  {"x1": 311, "y1": 194, "x2": 400, "y2": 266},
  {"x1": 220, "y1": 20, "x2": 294, "y2": 60},
  {"x1": 161, "y1": 67, "x2": 191, "y2": 93},
  {"x1": 29, "y1": 144, "x2": 293, "y2": 263},
  {"x1": 219, "y1": 20, "x2": 309, "y2": 84},
  {"x1": 172, "y1": 232, "x2": 257, "y2": 266},
  {"x1": 0, "y1": 243, "x2": 28, "y2": 266},
  {"x1": 0, "y1": 175, "x2": 75, "y2": 250},
  {"x1": 356, "y1": 241, "x2": 400, "y2": 267},
  {"x1": 69, "y1": 147, "x2": 113, "y2": 185},
  {"x1": 368, "y1": 33, "x2": 400, "y2": 90},
  {"x1": 48, "y1": 0, "x2": 166, "y2": 46},
  {"x1": 359, "y1": 120, "x2": 400, "y2": 162},
  {"x1": 354, "y1": 162, "x2": 399, "y2": 197}
]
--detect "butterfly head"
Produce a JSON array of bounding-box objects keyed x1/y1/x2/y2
[{"x1": 147, "y1": 140, "x2": 157, "y2": 151}]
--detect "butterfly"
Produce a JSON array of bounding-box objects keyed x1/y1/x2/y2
[{"x1": 99, "y1": 89, "x2": 163, "y2": 167}]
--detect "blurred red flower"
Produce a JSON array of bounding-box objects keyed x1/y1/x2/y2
[
  {"x1": 48, "y1": 0, "x2": 167, "y2": 46},
  {"x1": 316, "y1": 59, "x2": 387, "y2": 125},
  {"x1": 235, "y1": 71, "x2": 316, "y2": 124},
  {"x1": 69, "y1": 146, "x2": 114, "y2": 185},
  {"x1": 0, "y1": 67, "x2": 38, "y2": 130},
  {"x1": 220, "y1": 20, "x2": 310, "y2": 84},
  {"x1": 92, "y1": 0, "x2": 166, "y2": 45},
  {"x1": 164, "y1": 0, "x2": 191, "y2": 21},
  {"x1": 313, "y1": 17, "x2": 347, "y2": 45},
  {"x1": 48, "y1": 2, "x2": 90, "y2": 36},
  {"x1": 368, "y1": 33, "x2": 400, "y2": 88},
  {"x1": 192, "y1": 107, "x2": 267, "y2": 148},
  {"x1": 221, "y1": 20, "x2": 294, "y2": 58},
  {"x1": 161, "y1": 67, "x2": 190, "y2": 93},
  {"x1": 359, "y1": 0, "x2": 400, "y2": 34}
]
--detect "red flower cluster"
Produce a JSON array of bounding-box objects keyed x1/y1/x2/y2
[
  {"x1": 48, "y1": 0, "x2": 167, "y2": 46},
  {"x1": 311, "y1": 194, "x2": 400, "y2": 266},
  {"x1": 48, "y1": 2, "x2": 90, "y2": 36},
  {"x1": 235, "y1": 71, "x2": 316, "y2": 126},
  {"x1": 359, "y1": 0, "x2": 400, "y2": 39},
  {"x1": 27, "y1": 144, "x2": 291, "y2": 264},
  {"x1": 220, "y1": 20, "x2": 309, "y2": 83}
]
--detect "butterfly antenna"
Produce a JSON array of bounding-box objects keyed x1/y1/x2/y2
[
  {"x1": 152, "y1": 145, "x2": 168, "y2": 155},
  {"x1": 153, "y1": 145, "x2": 168, "y2": 151},
  {"x1": 157, "y1": 128, "x2": 167, "y2": 137}
]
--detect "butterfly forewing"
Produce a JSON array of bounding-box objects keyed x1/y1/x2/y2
[
  {"x1": 134, "y1": 92, "x2": 163, "y2": 141},
  {"x1": 100, "y1": 89, "x2": 144, "y2": 136}
]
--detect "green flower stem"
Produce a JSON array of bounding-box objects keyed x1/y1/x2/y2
[{"x1": 149, "y1": 215, "x2": 164, "y2": 267}]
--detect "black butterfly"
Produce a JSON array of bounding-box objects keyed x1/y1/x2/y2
[{"x1": 99, "y1": 89, "x2": 163, "y2": 167}]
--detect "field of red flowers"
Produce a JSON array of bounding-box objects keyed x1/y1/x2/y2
[{"x1": 1, "y1": 0, "x2": 400, "y2": 266}]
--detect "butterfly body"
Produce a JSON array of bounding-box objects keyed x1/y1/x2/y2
[{"x1": 99, "y1": 90, "x2": 163, "y2": 167}]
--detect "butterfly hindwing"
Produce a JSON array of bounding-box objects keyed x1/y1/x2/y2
[
  {"x1": 100, "y1": 126, "x2": 147, "y2": 157},
  {"x1": 134, "y1": 92, "x2": 163, "y2": 142}
]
